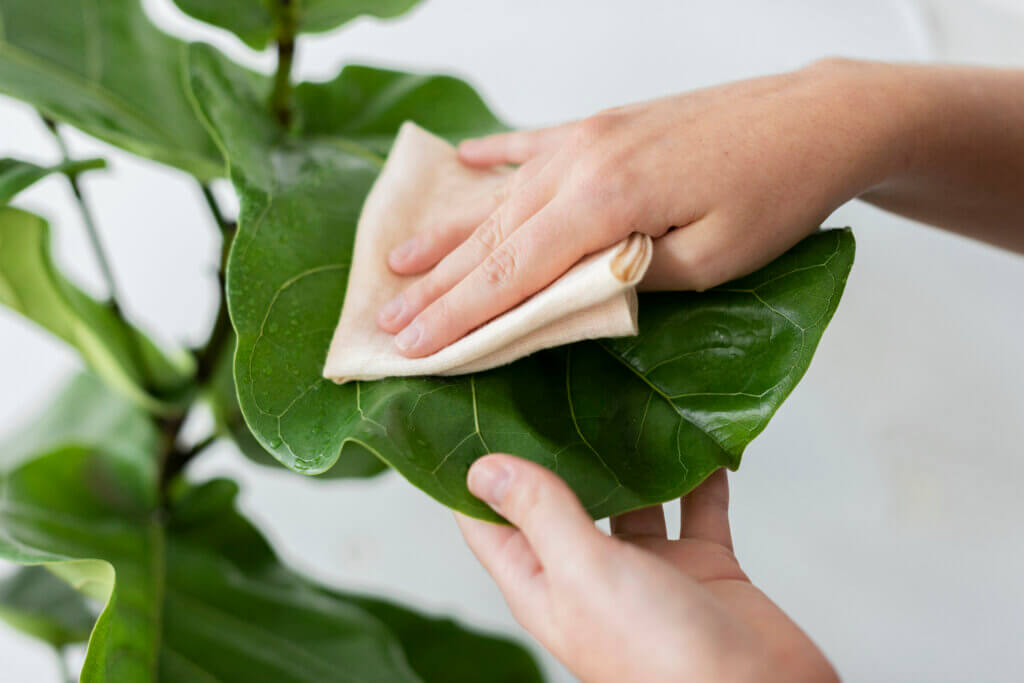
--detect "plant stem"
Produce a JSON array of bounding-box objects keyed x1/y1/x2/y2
[
  {"x1": 270, "y1": 0, "x2": 297, "y2": 127},
  {"x1": 42, "y1": 118, "x2": 123, "y2": 307},
  {"x1": 40, "y1": 115, "x2": 154, "y2": 391},
  {"x1": 160, "y1": 433, "x2": 217, "y2": 493},
  {"x1": 199, "y1": 183, "x2": 229, "y2": 233},
  {"x1": 157, "y1": 184, "x2": 238, "y2": 497},
  {"x1": 54, "y1": 646, "x2": 73, "y2": 683},
  {"x1": 194, "y1": 182, "x2": 235, "y2": 384}
]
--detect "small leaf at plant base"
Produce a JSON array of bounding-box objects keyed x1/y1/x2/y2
[
  {"x1": 188, "y1": 43, "x2": 854, "y2": 521},
  {"x1": 0, "y1": 0, "x2": 223, "y2": 179},
  {"x1": 0, "y1": 207, "x2": 195, "y2": 414},
  {"x1": 172, "y1": 0, "x2": 424, "y2": 51},
  {"x1": 0, "y1": 566, "x2": 96, "y2": 648},
  {"x1": 0, "y1": 157, "x2": 106, "y2": 205}
]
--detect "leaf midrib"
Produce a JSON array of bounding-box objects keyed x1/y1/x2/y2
[{"x1": 594, "y1": 340, "x2": 736, "y2": 458}]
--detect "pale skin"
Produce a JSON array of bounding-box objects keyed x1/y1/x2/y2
[
  {"x1": 457, "y1": 459, "x2": 837, "y2": 683},
  {"x1": 386, "y1": 58, "x2": 1024, "y2": 681}
]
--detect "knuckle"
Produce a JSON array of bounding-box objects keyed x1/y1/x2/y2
[
  {"x1": 505, "y1": 132, "x2": 533, "y2": 159},
  {"x1": 677, "y1": 241, "x2": 718, "y2": 291},
  {"x1": 471, "y1": 211, "x2": 507, "y2": 252},
  {"x1": 424, "y1": 295, "x2": 452, "y2": 331},
  {"x1": 481, "y1": 242, "x2": 519, "y2": 288},
  {"x1": 573, "y1": 113, "x2": 617, "y2": 147},
  {"x1": 504, "y1": 470, "x2": 542, "y2": 525},
  {"x1": 805, "y1": 55, "x2": 857, "y2": 73},
  {"x1": 491, "y1": 182, "x2": 509, "y2": 204}
]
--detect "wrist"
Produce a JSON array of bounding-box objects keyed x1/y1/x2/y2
[{"x1": 800, "y1": 58, "x2": 935, "y2": 199}]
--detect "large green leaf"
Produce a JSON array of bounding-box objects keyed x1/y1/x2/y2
[
  {"x1": 172, "y1": 0, "x2": 423, "y2": 51},
  {"x1": 0, "y1": 0, "x2": 222, "y2": 179},
  {"x1": 187, "y1": 43, "x2": 854, "y2": 521},
  {"x1": 0, "y1": 565, "x2": 95, "y2": 648},
  {"x1": 0, "y1": 207, "x2": 195, "y2": 413},
  {"x1": 0, "y1": 157, "x2": 105, "y2": 205},
  {"x1": 0, "y1": 372, "x2": 543, "y2": 682}
]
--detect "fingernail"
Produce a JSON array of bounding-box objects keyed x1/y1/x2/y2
[
  {"x1": 379, "y1": 296, "x2": 406, "y2": 324},
  {"x1": 390, "y1": 237, "x2": 417, "y2": 263},
  {"x1": 468, "y1": 461, "x2": 511, "y2": 507},
  {"x1": 394, "y1": 321, "x2": 423, "y2": 352}
]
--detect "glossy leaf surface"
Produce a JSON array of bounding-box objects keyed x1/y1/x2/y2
[
  {"x1": 206, "y1": 331, "x2": 387, "y2": 478},
  {"x1": 189, "y1": 43, "x2": 855, "y2": 521},
  {"x1": 0, "y1": 377, "x2": 543, "y2": 682},
  {"x1": 0, "y1": 207, "x2": 194, "y2": 412},
  {"x1": 172, "y1": 0, "x2": 423, "y2": 50},
  {"x1": 0, "y1": 157, "x2": 105, "y2": 205},
  {"x1": 0, "y1": 566, "x2": 95, "y2": 648},
  {"x1": 0, "y1": 0, "x2": 222, "y2": 178}
]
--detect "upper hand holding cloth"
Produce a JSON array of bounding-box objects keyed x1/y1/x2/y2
[{"x1": 323, "y1": 123, "x2": 651, "y2": 383}]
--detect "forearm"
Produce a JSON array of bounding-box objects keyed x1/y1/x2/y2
[{"x1": 847, "y1": 60, "x2": 1024, "y2": 252}]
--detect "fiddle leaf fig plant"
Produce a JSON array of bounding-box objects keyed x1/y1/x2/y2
[
  {"x1": 0, "y1": 0, "x2": 853, "y2": 679},
  {"x1": 0, "y1": 0, "x2": 545, "y2": 679}
]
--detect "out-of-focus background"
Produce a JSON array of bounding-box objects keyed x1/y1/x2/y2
[{"x1": 2, "y1": 0, "x2": 1023, "y2": 680}]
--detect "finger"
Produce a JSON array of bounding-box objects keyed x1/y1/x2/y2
[
  {"x1": 637, "y1": 220, "x2": 718, "y2": 292},
  {"x1": 466, "y1": 454, "x2": 605, "y2": 572},
  {"x1": 679, "y1": 469, "x2": 733, "y2": 550},
  {"x1": 393, "y1": 196, "x2": 612, "y2": 357},
  {"x1": 639, "y1": 211, "x2": 809, "y2": 293},
  {"x1": 388, "y1": 153, "x2": 549, "y2": 276},
  {"x1": 454, "y1": 512, "x2": 550, "y2": 633},
  {"x1": 458, "y1": 124, "x2": 573, "y2": 167},
  {"x1": 377, "y1": 170, "x2": 555, "y2": 334},
  {"x1": 387, "y1": 182, "x2": 505, "y2": 275},
  {"x1": 627, "y1": 535, "x2": 747, "y2": 583},
  {"x1": 610, "y1": 505, "x2": 667, "y2": 539}
]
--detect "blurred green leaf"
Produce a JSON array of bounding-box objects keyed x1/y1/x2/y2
[
  {"x1": 0, "y1": 372, "x2": 158, "y2": 478},
  {"x1": 0, "y1": 0, "x2": 223, "y2": 178},
  {"x1": 347, "y1": 595, "x2": 543, "y2": 683},
  {"x1": 0, "y1": 207, "x2": 195, "y2": 413},
  {"x1": 0, "y1": 157, "x2": 105, "y2": 205},
  {"x1": 0, "y1": 565, "x2": 95, "y2": 648},
  {"x1": 171, "y1": 0, "x2": 423, "y2": 50},
  {"x1": 188, "y1": 42, "x2": 855, "y2": 521},
  {"x1": 0, "y1": 443, "x2": 543, "y2": 681}
]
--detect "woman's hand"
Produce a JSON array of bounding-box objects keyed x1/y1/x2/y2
[
  {"x1": 456, "y1": 456, "x2": 837, "y2": 683},
  {"x1": 378, "y1": 59, "x2": 909, "y2": 357}
]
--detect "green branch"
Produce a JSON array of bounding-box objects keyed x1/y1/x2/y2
[
  {"x1": 270, "y1": 0, "x2": 298, "y2": 127},
  {"x1": 194, "y1": 182, "x2": 235, "y2": 385},
  {"x1": 40, "y1": 115, "x2": 155, "y2": 393}
]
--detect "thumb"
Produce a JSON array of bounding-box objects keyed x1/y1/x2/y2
[{"x1": 467, "y1": 454, "x2": 604, "y2": 568}]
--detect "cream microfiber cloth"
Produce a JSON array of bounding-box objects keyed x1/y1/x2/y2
[{"x1": 323, "y1": 122, "x2": 652, "y2": 383}]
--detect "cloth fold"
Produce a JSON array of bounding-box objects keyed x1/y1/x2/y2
[{"x1": 323, "y1": 122, "x2": 652, "y2": 384}]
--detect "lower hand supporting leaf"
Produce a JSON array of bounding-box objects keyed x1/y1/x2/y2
[{"x1": 457, "y1": 455, "x2": 838, "y2": 683}]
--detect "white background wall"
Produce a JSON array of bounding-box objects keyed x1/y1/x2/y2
[{"x1": 2, "y1": 0, "x2": 1023, "y2": 680}]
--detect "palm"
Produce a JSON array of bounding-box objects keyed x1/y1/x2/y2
[{"x1": 608, "y1": 478, "x2": 836, "y2": 683}]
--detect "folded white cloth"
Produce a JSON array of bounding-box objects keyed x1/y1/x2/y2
[{"x1": 323, "y1": 122, "x2": 652, "y2": 383}]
